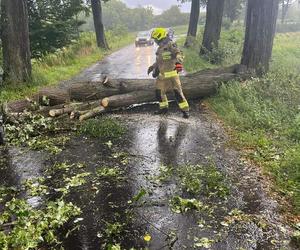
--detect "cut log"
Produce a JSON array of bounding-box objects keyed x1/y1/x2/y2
[
  {"x1": 79, "y1": 106, "x2": 106, "y2": 122},
  {"x1": 38, "y1": 87, "x2": 70, "y2": 106},
  {"x1": 70, "y1": 110, "x2": 89, "y2": 120},
  {"x1": 49, "y1": 107, "x2": 75, "y2": 117},
  {"x1": 101, "y1": 91, "x2": 155, "y2": 109},
  {"x1": 48, "y1": 101, "x2": 100, "y2": 117},
  {"x1": 6, "y1": 96, "x2": 40, "y2": 113}
]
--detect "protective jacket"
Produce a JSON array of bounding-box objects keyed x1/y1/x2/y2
[
  {"x1": 151, "y1": 39, "x2": 183, "y2": 79},
  {"x1": 150, "y1": 39, "x2": 189, "y2": 112}
]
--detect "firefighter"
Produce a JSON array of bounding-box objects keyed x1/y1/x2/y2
[{"x1": 147, "y1": 27, "x2": 189, "y2": 119}]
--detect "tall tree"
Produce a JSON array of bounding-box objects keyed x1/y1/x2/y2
[
  {"x1": 91, "y1": 0, "x2": 109, "y2": 49},
  {"x1": 224, "y1": 0, "x2": 245, "y2": 23},
  {"x1": 1, "y1": 0, "x2": 31, "y2": 83},
  {"x1": 200, "y1": 0, "x2": 225, "y2": 54},
  {"x1": 280, "y1": 0, "x2": 296, "y2": 24},
  {"x1": 241, "y1": 0, "x2": 279, "y2": 74},
  {"x1": 184, "y1": 0, "x2": 206, "y2": 47}
]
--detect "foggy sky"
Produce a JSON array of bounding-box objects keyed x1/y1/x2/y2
[{"x1": 121, "y1": 0, "x2": 191, "y2": 14}]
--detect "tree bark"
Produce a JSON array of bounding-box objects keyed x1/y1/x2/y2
[
  {"x1": 184, "y1": 0, "x2": 200, "y2": 48},
  {"x1": 0, "y1": 0, "x2": 32, "y2": 84},
  {"x1": 91, "y1": 0, "x2": 109, "y2": 49},
  {"x1": 200, "y1": 0, "x2": 225, "y2": 54},
  {"x1": 241, "y1": 0, "x2": 279, "y2": 74}
]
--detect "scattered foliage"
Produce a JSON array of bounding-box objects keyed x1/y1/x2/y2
[
  {"x1": 0, "y1": 180, "x2": 81, "y2": 250},
  {"x1": 194, "y1": 237, "x2": 215, "y2": 249},
  {"x1": 5, "y1": 112, "x2": 70, "y2": 154},
  {"x1": 170, "y1": 196, "x2": 204, "y2": 214},
  {"x1": 157, "y1": 163, "x2": 230, "y2": 199}
]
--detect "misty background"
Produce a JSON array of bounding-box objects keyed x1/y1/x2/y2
[
  {"x1": 80, "y1": 0, "x2": 300, "y2": 34},
  {"x1": 121, "y1": 0, "x2": 192, "y2": 14}
]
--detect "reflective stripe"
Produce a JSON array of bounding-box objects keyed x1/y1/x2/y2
[
  {"x1": 179, "y1": 101, "x2": 189, "y2": 110},
  {"x1": 161, "y1": 70, "x2": 178, "y2": 79},
  {"x1": 162, "y1": 51, "x2": 172, "y2": 60},
  {"x1": 159, "y1": 101, "x2": 169, "y2": 109}
]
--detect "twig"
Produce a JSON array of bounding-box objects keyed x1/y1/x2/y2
[
  {"x1": 0, "y1": 222, "x2": 16, "y2": 229},
  {"x1": 137, "y1": 212, "x2": 169, "y2": 237}
]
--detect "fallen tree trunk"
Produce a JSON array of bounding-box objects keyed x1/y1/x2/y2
[
  {"x1": 6, "y1": 64, "x2": 251, "y2": 113},
  {"x1": 69, "y1": 64, "x2": 249, "y2": 102}
]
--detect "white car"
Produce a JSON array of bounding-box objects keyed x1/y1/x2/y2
[{"x1": 135, "y1": 31, "x2": 154, "y2": 47}]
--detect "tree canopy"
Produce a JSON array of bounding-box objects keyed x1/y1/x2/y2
[{"x1": 27, "y1": 0, "x2": 89, "y2": 57}]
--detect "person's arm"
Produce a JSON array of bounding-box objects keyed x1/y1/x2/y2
[{"x1": 147, "y1": 62, "x2": 157, "y2": 75}]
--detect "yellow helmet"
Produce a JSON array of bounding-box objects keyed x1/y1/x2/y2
[{"x1": 151, "y1": 28, "x2": 167, "y2": 41}]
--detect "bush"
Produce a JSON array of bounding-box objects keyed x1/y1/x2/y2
[
  {"x1": 201, "y1": 45, "x2": 227, "y2": 64},
  {"x1": 222, "y1": 18, "x2": 232, "y2": 30}
]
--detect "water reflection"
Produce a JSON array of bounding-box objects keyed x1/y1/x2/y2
[{"x1": 157, "y1": 120, "x2": 188, "y2": 166}]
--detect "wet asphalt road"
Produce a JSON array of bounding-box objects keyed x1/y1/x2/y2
[
  {"x1": 66, "y1": 44, "x2": 156, "y2": 83},
  {"x1": 0, "y1": 43, "x2": 296, "y2": 249}
]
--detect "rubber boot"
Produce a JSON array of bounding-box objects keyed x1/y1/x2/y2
[{"x1": 182, "y1": 111, "x2": 189, "y2": 119}]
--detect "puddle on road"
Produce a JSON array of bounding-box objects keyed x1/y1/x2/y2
[
  {"x1": 0, "y1": 147, "x2": 46, "y2": 207},
  {"x1": 0, "y1": 106, "x2": 293, "y2": 249}
]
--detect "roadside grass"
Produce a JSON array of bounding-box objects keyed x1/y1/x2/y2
[
  {"x1": 177, "y1": 27, "x2": 244, "y2": 73},
  {"x1": 199, "y1": 31, "x2": 300, "y2": 213},
  {"x1": 0, "y1": 31, "x2": 134, "y2": 103}
]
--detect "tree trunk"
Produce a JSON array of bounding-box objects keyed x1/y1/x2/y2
[
  {"x1": 244, "y1": 0, "x2": 248, "y2": 27},
  {"x1": 281, "y1": 0, "x2": 290, "y2": 24},
  {"x1": 6, "y1": 64, "x2": 251, "y2": 113},
  {"x1": 241, "y1": 0, "x2": 279, "y2": 74},
  {"x1": 91, "y1": 0, "x2": 109, "y2": 49},
  {"x1": 200, "y1": 0, "x2": 225, "y2": 54},
  {"x1": 0, "y1": 0, "x2": 32, "y2": 84},
  {"x1": 281, "y1": 1, "x2": 285, "y2": 24},
  {"x1": 184, "y1": 0, "x2": 200, "y2": 48}
]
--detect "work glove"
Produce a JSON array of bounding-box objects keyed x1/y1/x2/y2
[
  {"x1": 147, "y1": 65, "x2": 154, "y2": 75},
  {"x1": 152, "y1": 67, "x2": 160, "y2": 78},
  {"x1": 175, "y1": 63, "x2": 183, "y2": 73}
]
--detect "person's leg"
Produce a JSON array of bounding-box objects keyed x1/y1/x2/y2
[
  {"x1": 155, "y1": 79, "x2": 169, "y2": 114},
  {"x1": 172, "y1": 76, "x2": 190, "y2": 118}
]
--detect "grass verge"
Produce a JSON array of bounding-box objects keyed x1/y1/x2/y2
[{"x1": 181, "y1": 30, "x2": 300, "y2": 213}]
